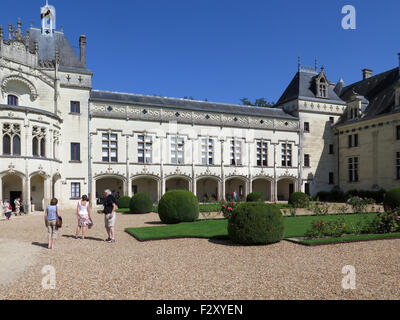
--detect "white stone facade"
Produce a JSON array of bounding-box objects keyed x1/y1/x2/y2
[{"x1": 1, "y1": 4, "x2": 399, "y2": 214}]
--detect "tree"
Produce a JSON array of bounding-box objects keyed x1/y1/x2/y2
[{"x1": 240, "y1": 97, "x2": 274, "y2": 108}]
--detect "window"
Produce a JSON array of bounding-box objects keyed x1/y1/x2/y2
[
  {"x1": 304, "y1": 122, "x2": 310, "y2": 133},
  {"x1": 138, "y1": 135, "x2": 152, "y2": 164},
  {"x1": 171, "y1": 136, "x2": 184, "y2": 164},
  {"x1": 281, "y1": 143, "x2": 292, "y2": 167},
  {"x1": 201, "y1": 138, "x2": 214, "y2": 165},
  {"x1": 348, "y1": 157, "x2": 359, "y2": 182},
  {"x1": 329, "y1": 172, "x2": 334, "y2": 185},
  {"x1": 71, "y1": 143, "x2": 80, "y2": 161},
  {"x1": 319, "y1": 84, "x2": 327, "y2": 97},
  {"x1": 256, "y1": 140, "x2": 268, "y2": 167},
  {"x1": 348, "y1": 134, "x2": 358, "y2": 148},
  {"x1": 304, "y1": 154, "x2": 310, "y2": 167},
  {"x1": 7, "y1": 95, "x2": 18, "y2": 106},
  {"x1": 396, "y1": 152, "x2": 400, "y2": 180},
  {"x1": 71, "y1": 183, "x2": 81, "y2": 199},
  {"x1": 32, "y1": 127, "x2": 46, "y2": 157},
  {"x1": 102, "y1": 133, "x2": 118, "y2": 162},
  {"x1": 329, "y1": 144, "x2": 334, "y2": 155},
  {"x1": 40, "y1": 138, "x2": 46, "y2": 157},
  {"x1": 305, "y1": 183, "x2": 310, "y2": 195},
  {"x1": 2, "y1": 124, "x2": 21, "y2": 156},
  {"x1": 329, "y1": 117, "x2": 335, "y2": 124},
  {"x1": 70, "y1": 101, "x2": 80, "y2": 113},
  {"x1": 32, "y1": 137, "x2": 39, "y2": 156},
  {"x1": 12, "y1": 135, "x2": 20, "y2": 156},
  {"x1": 396, "y1": 126, "x2": 400, "y2": 140},
  {"x1": 230, "y1": 140, "x2": 242, "y2": 166},
  {"x1": 3, "y1": 135, "x2": 10, "y2": 155}
]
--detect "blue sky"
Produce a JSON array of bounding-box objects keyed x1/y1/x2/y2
[{"x1": 1, "y1": 0, "x2": 400, "y2": 104}]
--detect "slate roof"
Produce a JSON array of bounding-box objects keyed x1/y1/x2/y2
[
  {"x1": 29, "y1": 27, "x2": 85, "y2": 70},
  {"x1": 275, "y1": 69, "x2": 346, "y2": 106},
  {"x1": 339, "y1": 67, "x2": 400, "y2": 120},
  {"x1": 90, "y1": 90, "x2": 297, "y2": 120}
]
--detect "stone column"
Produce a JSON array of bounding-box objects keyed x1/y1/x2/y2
[
  {"x1": 157, "y1": 179, "x2": 161, "y2": 202},
  {"x1": 161, "y1": 178, "x2": 166, "y2": 196},
  {"x1": 217, "y1": 180, "x2": 223, "y2": 201},
  {"x1": 126, "y1": 134, "x2": 131, "y2": 197},
  {"x1": 25, "y1": 176, "x2": 31, "y2": 213},
  {"x1": 90, "y1": 178, "x2": 96, "y2": 209},
  {"x1": 192, "y1": 178, "x2": 197, "y2": 198},
  {"x1": 220, "y1": 139, "x2": 225, "y2": 201},
  {"x1": 43, "y1": 177, "x2": 51, "y2": 209},
  {"x1": 128, "y1": 178, "x2": 132, "y2": 197},
  {"x1": 0, "y1": 176, "x2": 3, "y2": 219}
]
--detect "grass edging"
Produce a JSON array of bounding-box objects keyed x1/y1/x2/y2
[{"x1": 292, "y1": 233, "x2": 400, "y2": 246}]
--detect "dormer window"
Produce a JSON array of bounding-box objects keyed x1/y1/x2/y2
[
  {"x1": 319, "y1": 79, "x2": 327, "y2": 98},
  {"x1": 7, "y1": 95, "x2": 18, "y2": 106},
  {"x1": 315, "y1": 67, "x2": 329, "y2": 99}
]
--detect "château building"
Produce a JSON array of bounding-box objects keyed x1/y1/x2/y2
[{"x1": 0, "y1": 3, "x2": 399, "y2": 212}]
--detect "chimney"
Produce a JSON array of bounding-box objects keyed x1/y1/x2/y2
[
  {"x1": 79, "y1": 35, "x2": 86, "y2": 67},
  {"x1": 362, "y1": 69, "x2": 373, "y2": 80}
]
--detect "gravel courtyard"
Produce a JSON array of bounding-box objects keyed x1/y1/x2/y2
[{"x1": 0, "y1": 210, "x2": 399, "y2": 300}]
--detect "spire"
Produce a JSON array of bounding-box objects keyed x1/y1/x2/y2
[{"x1": 41, "y1": 1, "x2": 56, "y2": 35}]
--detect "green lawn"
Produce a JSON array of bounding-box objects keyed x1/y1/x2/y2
[{"x1": 126, "y1": 213, "x2": 377, "y2": 241}]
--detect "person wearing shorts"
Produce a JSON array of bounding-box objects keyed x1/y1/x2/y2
[
  {"x1": 101, "y1": 189, "x2": 118, "y2": 243},
  {"x1": 3, "y1": 199, "x2": 12, "y2": 220},
  {"x1": 45, "y1": 198, "x2": 60, "y2": 250}
]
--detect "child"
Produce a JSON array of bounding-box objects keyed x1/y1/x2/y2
[{"x1": 3, "y1": 199, "x2": 12, "y2": 220}]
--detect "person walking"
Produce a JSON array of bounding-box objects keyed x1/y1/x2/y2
[
  {"x1": 45, "y1": 198, "x2": 61, "y2": 250},
  {"x1": 3, "y1": 199, "x2": 12, "y2": 220},
  {"x1": 233, "y1": 190, "x2": 238, "y2": 202},
  {"x1": 14, "y1": 197, "x2": 21, "y2": 216},
  {"x1": 75, "y1": 195, "x2": 91, "y2": 239},
  {"x1": 100, "y1": 189, "x2": 117, "y2": 243}
]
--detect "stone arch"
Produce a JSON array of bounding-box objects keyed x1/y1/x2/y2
[
  {"x1": 277, "y1": 176, "x2": 298, "y2": 201},
  {"x1": 94, "y1": 174, "x2": 127, "y2": 205},
  {"x1": 131, "y1": 175, "x2": 160, "y2": 202},
  {"x1": 165, "y1": 175, "x2": 191, "y2": 192},
  {"x1": 1, "y1": 172, "x2": 24, "y2": 212},
  {"x1": 1, "y1": 75, "x2": 38, "y2": 101},
  {"x1": 225, "y1": 176, "x2": 248, "y2": 201},
  {"x1": 196, "y1": 176, "x2": 221, "y2": 202},
  {"x1": 251, "y1": 177, "x2": 273, "y2": 201}
]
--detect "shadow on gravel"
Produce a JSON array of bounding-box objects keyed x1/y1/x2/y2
[
  {"x1": 208, "y1": 236, "x2": 239, "y2": 247},
  {"x1": 31, "y1": 242, "x2": 48, "y2": 248},
  {"x1": 62, "y1": 235, "x2": 104, "y2": 242}
]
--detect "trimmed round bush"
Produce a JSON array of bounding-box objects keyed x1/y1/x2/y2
[
  {"x1": 228, "y1": 203, "x2": 284, "y2": 245},
  {"x1": 117, "y1": 196, "x2": 131, "y2": 209},
  {"x1": 289, "y1": 192, "x2": 310, "y2": 208},
  {"x1": 246, "y1": 192, "x2": 265, "y2": 202},
  {"x1": 158, "y1": 190, "x2": 199, "y2": 224},
  {"x1": 383, "y1": 188, "x2": 400, "y2": 211},
  {"x1": 129, "y1": 192, "x2": 153, "y2": 214}
]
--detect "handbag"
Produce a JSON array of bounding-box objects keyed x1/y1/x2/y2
[
  {"x1": 87, "y1": 218, "x2": 94, "y2": 229},
  {"x1": 56, "y1": 216, "x2": 63, "y2": 228}
]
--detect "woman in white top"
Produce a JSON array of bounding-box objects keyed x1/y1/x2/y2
[{"x1": 75, "y1": 195, "x2": 91, "y2": 239}]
